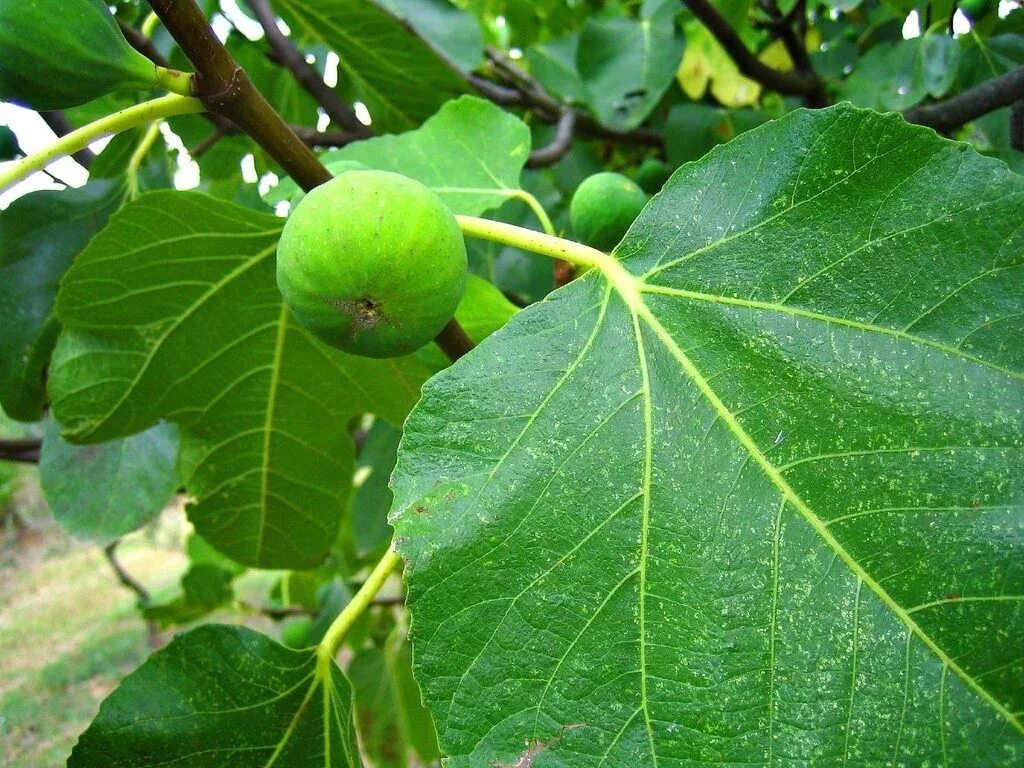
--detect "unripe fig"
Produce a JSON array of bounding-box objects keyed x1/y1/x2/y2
[
  {"x1": 276, "y1": 170, "x2": 468, "y2": 358},
  {"x1": 570, "y1": 172, "x2": 648, "y2": 252},
  {"x1": 0, "y1": 0, "x2": 162, "y2": 110},
  {"x1": 634, "y1": 157, "x2": 672, "y2": 194},
  {"x1": 280, "y1": 618, "x2": 314, "y2": 649}
]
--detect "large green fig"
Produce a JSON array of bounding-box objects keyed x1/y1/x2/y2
[
  {"x1": 0, "y1": 0, "x2": 162, "y2": 110},
  {"x1": 570, "y1": 171, "x2": 648, "y2": 252},
  {"x1": 276, "y1": 170, "x2": 468, "y2": 358}
]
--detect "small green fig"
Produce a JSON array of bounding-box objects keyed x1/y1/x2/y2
[
  {"x1": 0, "y1": 0, "x2": 162, "y2": 110},
  {"x1": 276, "y1": 170, "x2": 468, "y2": 358},
  {"x1": 280, "y1": 618, "x2": 315, "y2": 649},
  {"x1": 570, "y1": 172, "x2": 648, "y2": 252},
  {"x1": 634, "y1": 157, "x2": 672, "y2": 194}
]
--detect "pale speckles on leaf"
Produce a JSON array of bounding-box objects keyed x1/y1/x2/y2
[{"x1": 393, "y1": 105, "x2": 1024, "y2": 766}]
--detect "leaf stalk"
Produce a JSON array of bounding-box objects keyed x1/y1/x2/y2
[
  {"x1": 0, "y1": 94, "x2": 204, "y2": 193},
  {"x1": 317, "y1": 548, "x2": 403, "y2": 664}
]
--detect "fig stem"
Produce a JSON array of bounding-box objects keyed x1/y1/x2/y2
[
  {"x1": 435, "y1": 318, "x2": 476, "y2": 361},
  {"x1": 318, "y1": 548, "x2": 402, "y2": 664},
  {"x1": 456, "y1": 214, "x2": 615, "y2": 272},
  {"x1": 0, "y1": 94, "x2": 204, "y2": 193},
  {"x1": 154, "y1": 65, "x2": 195, "y2": 97}
]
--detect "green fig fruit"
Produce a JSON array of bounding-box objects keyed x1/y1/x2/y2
[
  {"x1": 570, "y1": 172, "x2": 649, "y2": 252},
  {"x1": 276, "y1": 170, "x2": 468, "y2": 358},
  {"x1": 0, "y1": 0, "x2": 162, "y2": 110},
  {"x1": 0, "y1": 125, "x2": 19, "y2": 160},
  {"x1": 634, "y1": 157, "x2": 672, "y2": 194},
  {"x1": 280, "y1": 618, "x2": 315, "y2": 649}
]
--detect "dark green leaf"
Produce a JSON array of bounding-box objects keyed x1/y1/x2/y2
[
  {"x1": 39, "y1": 420, "x2": 178, "y2": 543},
  {"x1": 143, "y1": 563, "x2": 236, "y2": 626},
  {"x1": 0, "y1": 181, "x2": 123, "y2": 421},
  {"x1": 392, "y1": 106, "x2": 1024, "y2": 764},
  {"x1": 50, "y1": 192, "x2": 429, "y2": 567},
  {"x1": 525, "y1": 34, "x2": 586, "y2": 103},
  {"x1": 377, "y1": 0, "x2": 485, "y2": 72},
  {"x1": 69, "y1": 625, "x2": 362, "y2": 766},
  {"x1": 276, "y1": 0, "x2": 469, "y2": 133},
  {"x1": 577, "y1": 3, "x2": 684, "y2": 130}
]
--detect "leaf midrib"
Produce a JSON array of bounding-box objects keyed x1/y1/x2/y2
[{"x1": 597, "y1": 255, "x2": 1024, "y2": 739}]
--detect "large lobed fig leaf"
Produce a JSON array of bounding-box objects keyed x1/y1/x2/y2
[{"x1": 391, "y1": 105, "x2": 1024, "y2": 765}]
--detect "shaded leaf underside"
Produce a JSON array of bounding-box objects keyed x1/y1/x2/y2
[{"x1": 392, "y1": 106, "x2": 1024, "y2": 765}]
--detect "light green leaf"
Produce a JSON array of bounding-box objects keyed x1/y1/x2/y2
[
  {"x1": 50, "y1": 192, "x2": 429, "y2": 568},
  {"x1": 322, "y1": 95, "x2": 532, "y2": 216},
  {"x1": 0, "y1": 181, "x2": 123, "y2": 421},
  {"x1": 39, "y1": 420, "x2": 178, "y2": 544},
  {"x1": 391, "y1": 106, "x2": 1024, "y2": 764},
  {"x1": 68, "y1": 625, "x2": 362, "y2": 766},
  {"x1": 276, "y1": 0, "x2": 469, "y2": 133},
  {"x1": 577, "y1": 3, "x2": 685, "y2": 130}
]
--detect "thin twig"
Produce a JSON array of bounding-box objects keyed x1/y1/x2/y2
[
  {"x1": 38, "y1": 111, "x2": 94, "y2": 169},
  {"x1": 681, "y1": 0, "x2": 828, "y2": 106},
  {"x1": 528, "y1": 109, "x2": 577, "y2": 167},
  {"x1": 1011, "y1": 100, "x2": 1023, "y2": 152},
  {"x1": 434, "y1": 318, "x2": 476, "y2": 362},
  {"x1": 0, "y1": 439, "x2": 41, "y2": 464},
  {"x1": 759, "y1": 0, "x2": 814, "y2": 75},
  {"x1": 190, "y1": 123, "x2": 363, "y2": 159},
  {"x1": 476, "y1": 49, "x2": 663, "y2": 156},
  {"x1": 104, "y1": 540, "x2": 161, "y2": 648},
  {"x1": 903, "y1": 66, "x2": 1024, "y2": 133},
  {"x1": 104, "y1": 541, "x2": 152, "y2": 605},
  {"x1": 246, "y1": 0, "x2": 370, "y2": 136}
]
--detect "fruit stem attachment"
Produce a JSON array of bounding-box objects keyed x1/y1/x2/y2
[
  {"x1": 317, "y1": 548, "x2": 402, "y2": 664},
  {"x1": 0, "y1": 94, "x2": 204, "y2": 193},
  {"x1": 435, "y1": 318, "x2": 476, "y2": 361},
  {"x1": 456, "y1": 215, "x2": 617, "y2": 272},
  {"x1": 154, "y1": 66, "x2": 194, "y2": 97}
]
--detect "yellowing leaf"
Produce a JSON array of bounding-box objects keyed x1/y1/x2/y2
[{"x1": 677, "y1": 23, "x2": 762, "y2": 107}]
